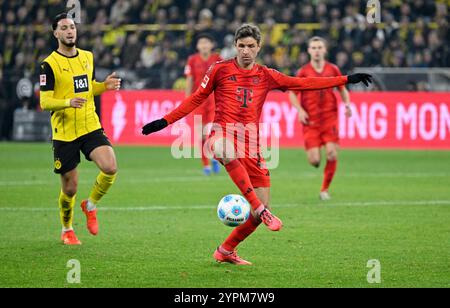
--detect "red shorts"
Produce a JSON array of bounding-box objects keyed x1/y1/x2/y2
[
  {"x1": 237, "y1": 156, "x2": 271, "y2": 188},
  {"x1": 303, "y1": 121, "x2": 339, "y2": 150},
  {"x1": 206, "y1": 129, "x2": 271, "y2": 188},
  {"x1": 192, "y1": 96, "x2": 215, "y2": 124}
]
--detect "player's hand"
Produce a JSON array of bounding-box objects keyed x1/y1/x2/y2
[
  {"x1": 298, "y1": 109, "x2": 309, "y2": 125},
  {"x1": 345, "y1": 104, "x2": 352, "y2": 118},
  {"x1": 70, "y1": 97, "x2": 87, "y2": 108},
  {"x1": 347, "y1": 73, "x2": 373, "y2": 86},
  {"x1": 105, "y1": 72, "x2": 121, "y2": 90},
  {"x1": 142, "y1": 118, "x2": 168, "y2": 135}
]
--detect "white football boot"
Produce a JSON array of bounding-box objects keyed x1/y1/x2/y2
[{"x1": 319, "y1": 191, "x2": 331, "y2": 201}]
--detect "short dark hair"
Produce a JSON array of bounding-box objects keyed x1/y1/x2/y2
[
  {"x1": 196, "y1": 32, "x2": 215, "y2": 43},
  {"x1": 52, "y1": 13, "x2": 72, "y2": 30},
  {"x1": 234, "y1": 24, "x2": 262, "y2": 45}
]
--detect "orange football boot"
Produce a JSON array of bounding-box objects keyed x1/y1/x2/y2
[
  {"x1": 259, "y1": 208, "x2": 282, "y2": 231},
  {"x1": 81, "y1": 200, "x2": 99, "y2": 235},
  {"x1": 213, "y1": 248, "x2": 252, "y2": 265},
  {"x1": 61, "y1": 230, "x2": 81, "y2": 245}
]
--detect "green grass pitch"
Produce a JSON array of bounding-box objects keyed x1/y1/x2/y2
[{"x1": 0, "y1": 143, "x2": 449, "y2": 288}]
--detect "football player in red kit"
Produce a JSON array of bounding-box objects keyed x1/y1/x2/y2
[
  {"x1": 143, "y1": 25, "x2": 372, "y2": 265},
  {"x1": 289, "y1": 36, "x2": 352, "y2": 201},
  {"x1": 185, "y1": 33, "x2": 222, "y2": 175}
]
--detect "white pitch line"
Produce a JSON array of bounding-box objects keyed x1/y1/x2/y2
[
  {"x1": 1, "y1": 172, "x2": 449, "y2": 187},
  {"x1": 0, "y1": 200, "x2": 449, "y2": 212},
  {"x1": 0, "y1": 176, "x2": 228, "y2": 187}
]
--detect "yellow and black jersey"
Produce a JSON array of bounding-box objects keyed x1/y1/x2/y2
[{"x1": 40, "y1": 48, "x2": 106, "y2": 142}]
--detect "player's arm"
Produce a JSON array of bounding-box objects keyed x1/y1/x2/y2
[
  {"x1": 39, "y1": 62, "x2": 86, "y2": 111},
  {"x1": 184, "y1": 59, "x2": 194, "y2": 97},
  {"x1": 340, "y1": 87, "x2": 352, "y2": 117},
  {"x1": 91, "y1": 53, "x2": 121, "y2": 96},
  {"x1": 93, "y1": 72, "x2": 121, "y2": 96},
  {"x1": 288, "y1": 91, "x2": 301, "y2": 111},
  {"x1": 288, "y1": 91, "x2": 309, "y2": 125},
  {"x1": 142, "y1": 65, "x2": 217, "y2": 135},
  {"x1": 269, "y1": 69, "x2": 372, "y2": 91},
  {"x1": 333, "y1": 65, "x2": 352, "y2": 117},
  {"x1": 185, "y1": 75, "x2": 194, "y2": 97}
]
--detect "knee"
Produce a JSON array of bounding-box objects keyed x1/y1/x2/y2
[
  {"x1": 309, "y1": 159, "x2": 320, "y2": 168},
  {"x1": 327, "y1": 151, "x2": 337, "y2": 161},
  {"x1": 101, "y1": 161, "x2": 118, "y2": 175},
  {"x1": 102, "y1": 165, "x2": 118, "y2": 175},
  {"x1": 63, "y1": 181, "x2": 78, "y2": 197}
]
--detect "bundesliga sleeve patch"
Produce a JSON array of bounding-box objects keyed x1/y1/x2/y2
[
  {"x1": 201, "y1": 75, "x2": 210, "y2": 88},
  {"x1": 40, "y1": 74, "x2": 46, "y2": 86}
]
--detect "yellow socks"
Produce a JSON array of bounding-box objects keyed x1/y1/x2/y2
[
  {"x1": 88, "y1": 171, "x2": 116, "y2": 207},
  {"x1": 59, "y1": 172, "x2": 115, "y2": 230},
  {"x1": 59, "y1": 190, "x2": 76, "y2": 231}
]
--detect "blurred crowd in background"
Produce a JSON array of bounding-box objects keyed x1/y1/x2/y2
[{"x1": 0, "y1": 0, "x2": 449, "y2": 139}]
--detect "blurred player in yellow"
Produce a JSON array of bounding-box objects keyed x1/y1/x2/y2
[{"x1": 40, "y1": 13, "x2": 121, "y2": 245}]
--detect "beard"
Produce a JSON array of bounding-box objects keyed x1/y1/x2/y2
[{"x1": 61, "y1": 39, "x2": 76, "y2": 48}]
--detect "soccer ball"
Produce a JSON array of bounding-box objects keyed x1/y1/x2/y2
[{"x1": 217, "y1": 194, "x2": 251, "y2": 227}]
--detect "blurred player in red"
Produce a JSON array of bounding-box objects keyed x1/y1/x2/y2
[
  {"x1": 143, "y1": 25, "x2": 371, "y2": 264},
  {"x1": 185, "y1": 33, "x2": 222, "y2": 175},
  {"x1": 289, "y1": 36, "x2": 352, "y2": 201}
]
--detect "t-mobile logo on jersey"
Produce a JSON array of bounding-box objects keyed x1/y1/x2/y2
[
  {"x1": 237, "y1": 88, "x2": 253, "y2": 108},
  {"x1": 111, "y1": 93, "x2": 127, "y2": 141}
]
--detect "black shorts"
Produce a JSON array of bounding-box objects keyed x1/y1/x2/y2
[{"x1": 52, "y1": 129, "x2": 112, "y2": 175}]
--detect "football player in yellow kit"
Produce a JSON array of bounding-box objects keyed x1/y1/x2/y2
[{"x1": 40, "y1": 13, "x2": 121, "y2": 245}]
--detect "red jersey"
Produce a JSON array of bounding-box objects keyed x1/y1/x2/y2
[
  {"x1": 295, "y1": 61, "x2": 344, "y2": 124},
  {"x1": 185, "y1": 53, "x2": 222, "y2": 91},
  {"x1": 166, "y1": 58, "x2": 348, "y2": 128}
]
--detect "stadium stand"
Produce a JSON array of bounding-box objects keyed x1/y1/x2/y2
[{"x1": 0, "y1": 0, "x2": 448, "y2": 139}]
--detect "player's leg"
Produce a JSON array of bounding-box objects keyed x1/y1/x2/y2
[
  {"x1": 60, "y1": 168, "x2": 78, "y2": 229},
  {"x1": 59, "y1": 169, "x2": 81, "y2": 244},
  {"x1": 89, "y1": 145, "x2": 118, "y2": 204},
  {"x1": 85, "y1": 133, "x2": 117, "y2": 208},
  {"x1": 320, "y1": 142, "x2": 338, "y2": 200},
  {"x1": 306, "y1": 147, "x2": 321, "y2": 168},
  {"x1": 209, "y1": 135, "x2": 280, "y2": 229},
  {"x1": 204, "y1": 104, "x2": 221, "y2": 175},
  {"x1": 208, "y1": 136, "x2": 265, "y2": 219},
  {"x1": 80, "y1": 130, "x2": 117, "y2": 235},
  {"x1": 54, "y1": 140, "x2": 82, "y2": 245},
  {"x1": 195, "y1": 118, "x2": 211, "y2": 175},
  {"x1": 210, "y1": 135, "x2": 262, "y2": 212},
  {"x1": 80, "y1": 145, "x2": 116, "y2": 235},
  {"x1": 303, "y1": 127, "x2": 322, "y2": 168},
  {"x1": 195, "y1": 107, "x2": 215, "y2": 175},
  {"x1": 214, "y1": 187, "x2": 269, "y2": 265}
]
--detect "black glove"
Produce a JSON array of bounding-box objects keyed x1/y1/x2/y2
[
  {"x1": 142, "y1": 118, "x2": 168, "y2": 135},
  {"x1": 347, "y1": 73, "x2": 373, "y2": 87}
]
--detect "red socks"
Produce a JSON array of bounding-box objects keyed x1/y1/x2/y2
[
  {"x1": 225, "y1": 160, "x2": 264, "y2": 213},
  {"x1": 220, "y1": 159, "x2": 268, "y2": 253},
  {"x1": 321, "y1": 160, "x2": 337, "y2": 192},
  {"x1": 221, "y1": 214, "x2": 261, "y2": 252}
]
